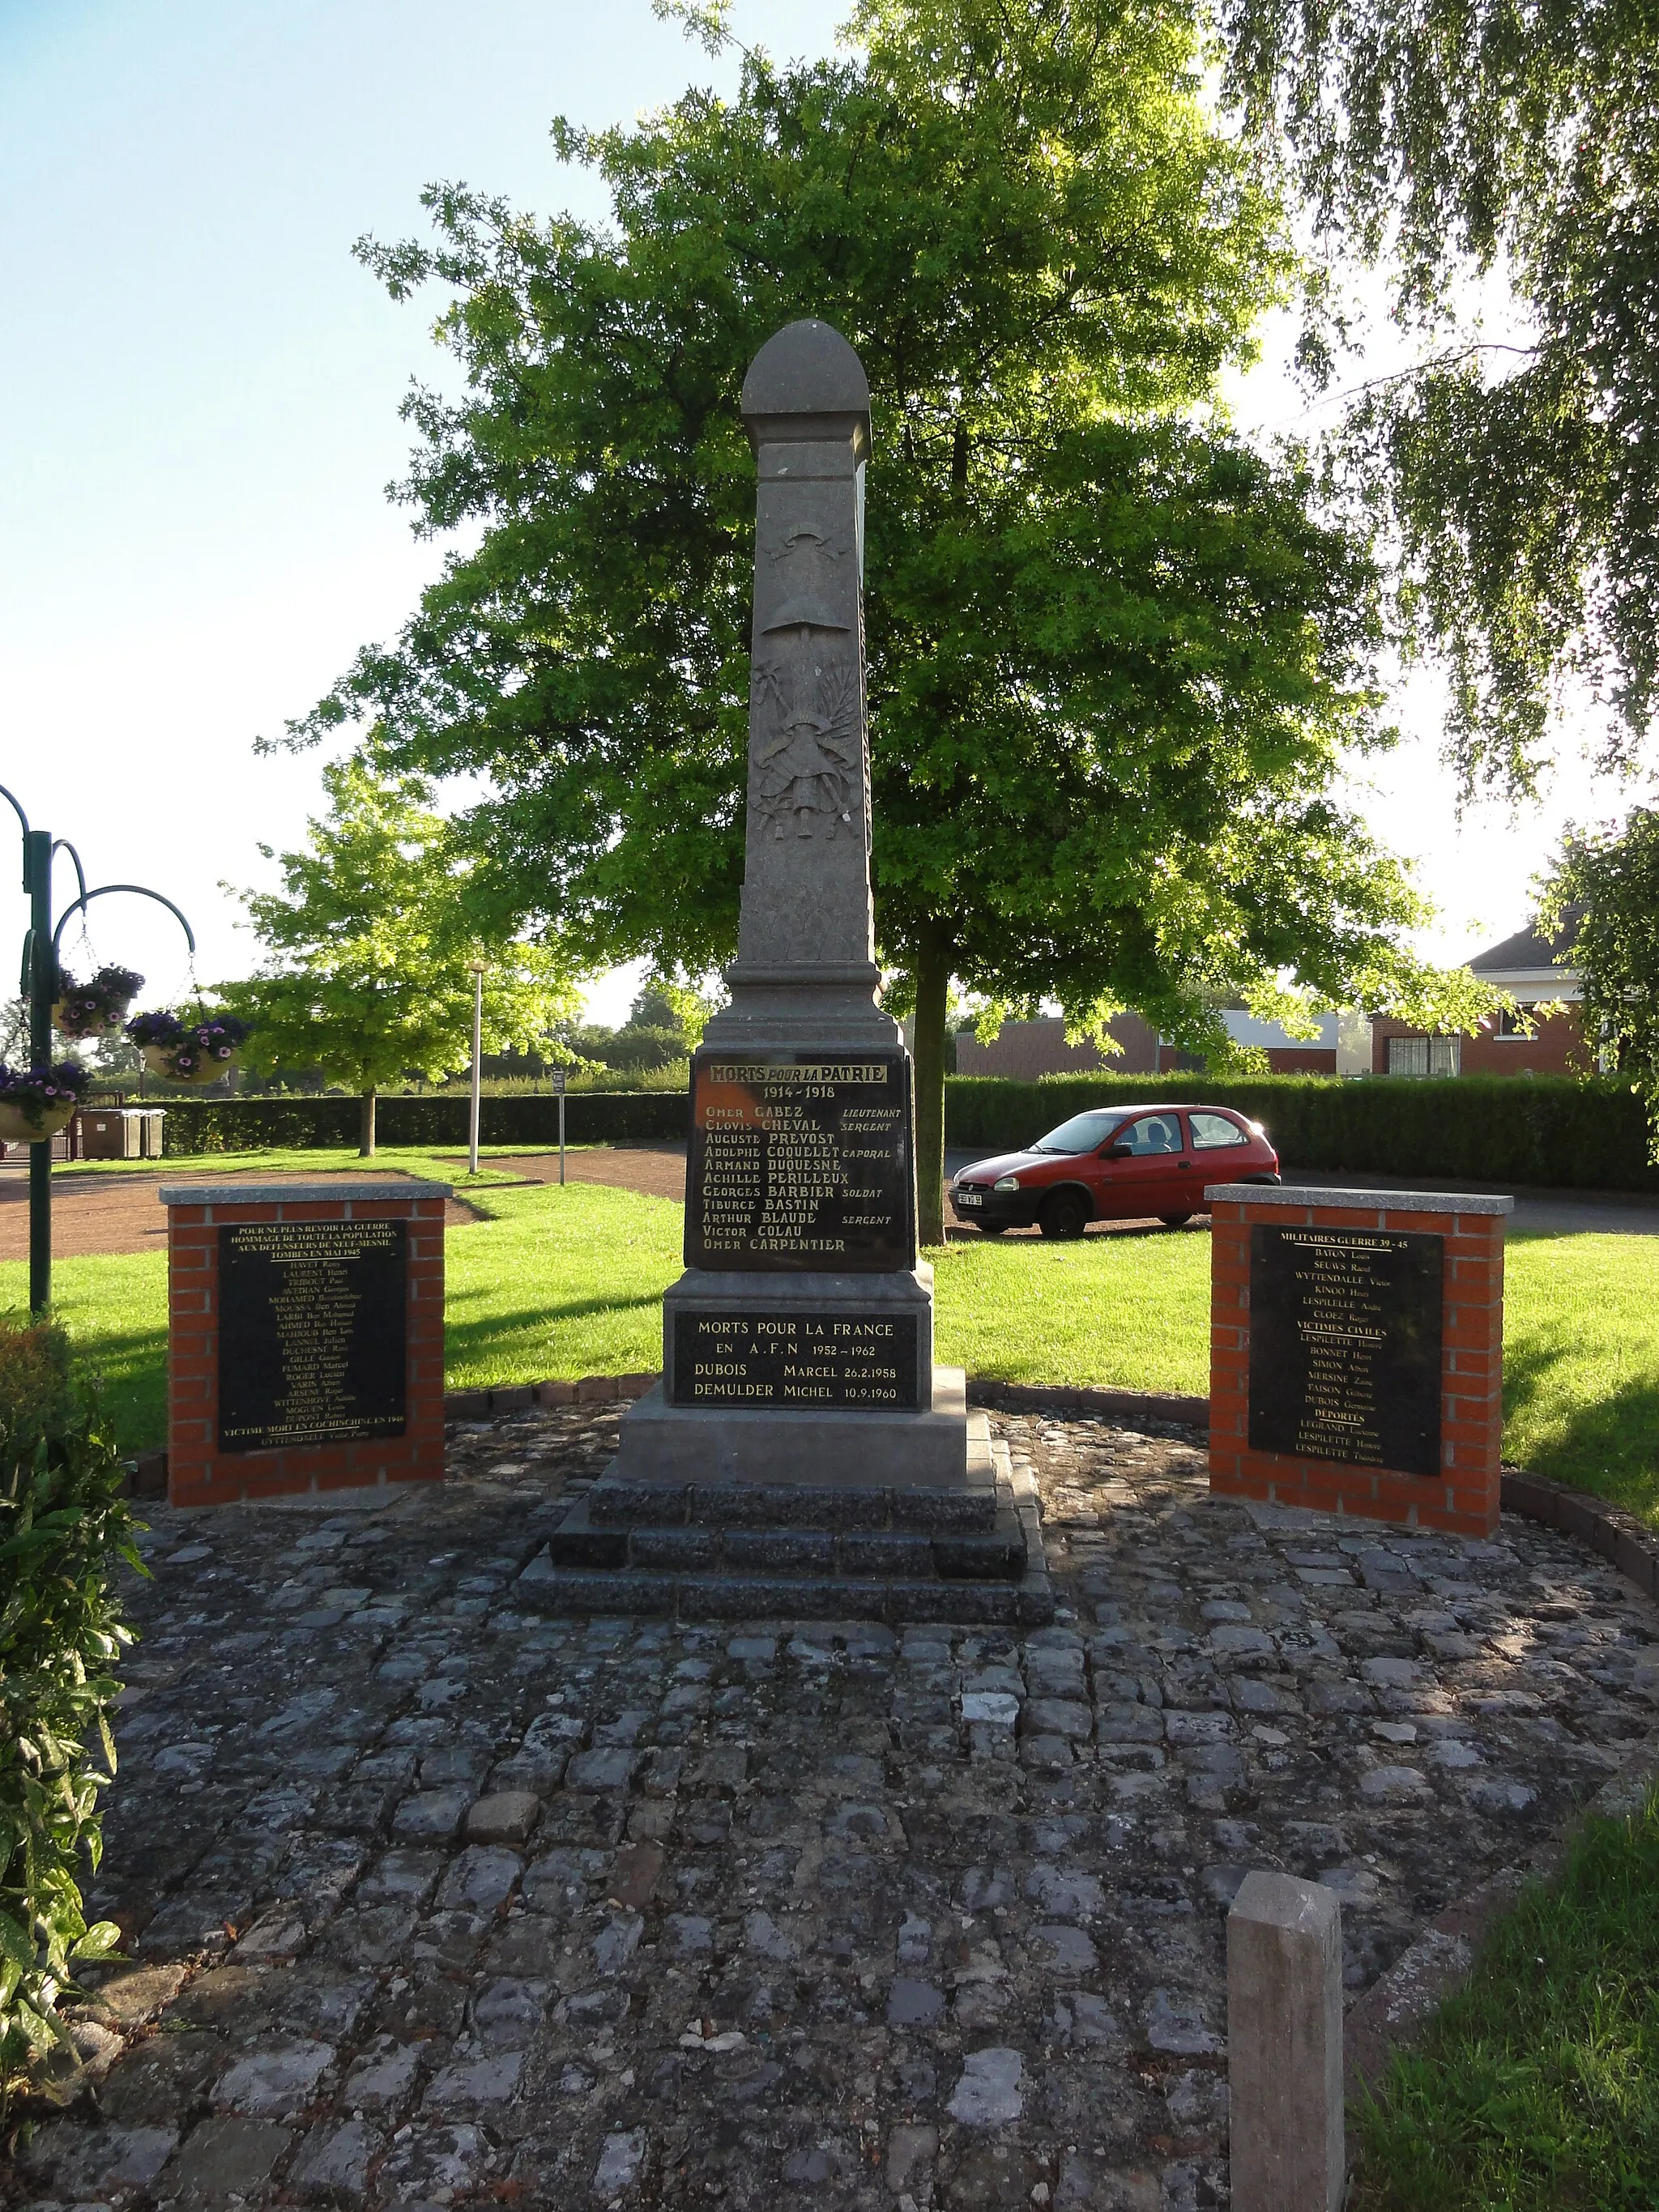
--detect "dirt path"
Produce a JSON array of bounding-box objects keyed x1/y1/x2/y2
[
  {"x1": 0, "y1": 1167, "x2": 484, "y2": 1261},
  {"x1": 0, "y1": 1145, "x2": 1185, "y2": 1259},
  {"x1": 437, "y1": 1146, "x2": 692, "y2": 1203}
]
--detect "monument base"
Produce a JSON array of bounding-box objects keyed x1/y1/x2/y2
[
  {"x1": 519, "y1": 1406, "x2": 1053, "y2": 1626},
  {"x1": 617, "y1": 1355, "x2": 968, "y2": 1488}
]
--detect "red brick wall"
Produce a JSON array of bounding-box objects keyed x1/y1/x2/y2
[
  {"x1": 1371, "y1": 1007, "x2": 1588, "y2": 1077},
  {"x1": 1209, "y1": 1193, "x2": 1504, "y2": 1537},
  {"x1": 955, "y1": 1013, "x2": 1161, "y2": 1078},
  {"x1": 166, "y1": 1192, "x2": 447, "y2": 1508}
]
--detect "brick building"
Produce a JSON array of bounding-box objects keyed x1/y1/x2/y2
[
  {"x1": 949, "y1": 911, "x2": 1589, "y2": 1084},
  {"x1": 1368, "y1": 909, "x2": 1588, "y2": 1078}
]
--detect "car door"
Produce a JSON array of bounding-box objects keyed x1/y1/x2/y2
[{"x1": 1094, "y1": 1111, "x2": 1188, "y2": 1217}]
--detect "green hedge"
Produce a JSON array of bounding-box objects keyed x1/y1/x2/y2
[
  {"x1": 160, "y1": 1090, "x2": 689, "y2": 1154},
  {"x1": 941, "y1": 1073, "x2": 1659, "y2": 1192},
  {"x1": 1, "y1": 1322, "x2": 134, "y2": 2120},
  {"x1": 156, "y1": 1076, "x2": 1657, "y2": 1191}
]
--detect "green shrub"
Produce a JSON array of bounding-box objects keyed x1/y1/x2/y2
[
  {"x1": 942, "y1": 1072, "x2": 1659, "y2": 1191},
  {"x1": 159, "y1": 1089, "x2": 689, "y2": 1154},
  {"x1": 0, "y1": 1319, "x2": 139, "y2": 2125},
  {"x1": 154, "y1": 1073, "x2": 1657, "y2": 1188}
]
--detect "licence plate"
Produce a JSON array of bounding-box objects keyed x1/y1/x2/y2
[{"x1": 956, "y1": 1189, "x2": 983, "y2": 1207}]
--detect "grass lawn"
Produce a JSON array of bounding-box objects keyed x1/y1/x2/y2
[
  {"x1": 4, "y1": 1164, "x2": 1655, "y2": 1518},
  {"x1": 1352, "y1": 1788, "x2": 1659, "y2": 2210}
]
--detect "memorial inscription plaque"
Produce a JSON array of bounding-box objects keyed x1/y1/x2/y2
[
  {"x1": 672, "y1": 1307, "x2": 920, "y2": 1409},
  {"x1": 1247, "y1": 1224, "x2": 1442, "y2": 1477},
  {"x1": 217, "y1": 1219, "x2": 407, "y2": 1453},
  {"x1": 685, "y1": 1049, "x2": 913, "y2": 1272}
]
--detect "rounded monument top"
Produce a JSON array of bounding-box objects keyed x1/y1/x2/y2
[{"x1": 741, "y1": 319, "x2": 870, "y2": 421}]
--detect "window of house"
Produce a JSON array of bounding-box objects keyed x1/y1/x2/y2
[
  {"x1": 1189, "y1": 1110, "x2": 1248, "y2": 1149},
  {"x1": 1387, "y1": 1036, "x2": 1461, "y2": 1077},
  {"x1": 1495, "y1": 1004, "x2": 1535, "y2": 1038}
]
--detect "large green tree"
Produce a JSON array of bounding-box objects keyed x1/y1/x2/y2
[
  {"x1": 227, "y1": 751, "x2": 582, "y2": 1155},
  {"x1": 1222, "y1": 0, "x2": 1659, "y2": 793},
  {"x1": 282, "y1": 0, "x2": 1489, "y2": 1234},
  {"x1": 1542, "y1": 811, "x2": 1659, "y2": 1136}
]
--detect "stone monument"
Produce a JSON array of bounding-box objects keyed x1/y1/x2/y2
[
  {"x1": 160, "y1": 1178, "x2": 450, "y2": 1507},
  {"x1": 1207, "y1": 1180, "x2": 1511, "y2": 1536},
  {"x1": 531, "y1": 319, "x2": 1049, "y2": 1623}
]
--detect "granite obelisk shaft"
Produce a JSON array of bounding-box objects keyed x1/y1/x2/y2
[{"x1": 613, "y1": 319, "x2": 971, "y2": 1490}]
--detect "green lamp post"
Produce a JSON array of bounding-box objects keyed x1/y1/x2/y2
[{"x1": 0, "y1": 783, "x2": 195, "y2": 1313}]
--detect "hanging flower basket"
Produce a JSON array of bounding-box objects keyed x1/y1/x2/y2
[
  {"x1": 127, "y1": 1009, "x2": 251, "y2": 1085},
  {"x1": 53, "y1": 963, "x2": 146, "y2": 1041},
  {"x1": 0, "y1": 1060, "x2": 92, "y2": 1143}
]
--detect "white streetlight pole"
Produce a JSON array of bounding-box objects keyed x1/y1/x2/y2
[{"x1": 467, "y1": 961, "x2": 484, "y2": 1176}]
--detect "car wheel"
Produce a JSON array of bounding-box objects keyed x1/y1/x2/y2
[
  {"x1": 1158, "y1": 1213, "x2": 1193, "y2": 1228},
  {"x1": 1039, "y1": 1190, "x2": 1090, "y2": 1240}
]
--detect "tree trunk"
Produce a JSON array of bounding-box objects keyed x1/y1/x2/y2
[
  {"x1": 359, "y1": 1088, "x2": 377, "y2": 1158},
  {"x1": 912, "y1": 923, "x2": 951, "y2": 1247}
]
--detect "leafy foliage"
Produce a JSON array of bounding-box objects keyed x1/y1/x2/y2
[
  {"x1": 1543, "y1": 809, "x2": 1659, "y2": 1149},
  {"x1": 282, "y1": 0, "x2": 1492, "y2": 1231},
  {"x1": 1222, "y1": 0, "x2": 1659, "y2": 790},
  {"x1": 225, "y1": 749, "x2": 585, "y2": 1152},
  {"x1": 0, "y1": 1319, "x2": 137, "y2": 2126}
]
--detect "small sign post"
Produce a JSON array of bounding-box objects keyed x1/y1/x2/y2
[{"x1": 551, "y1": 1065, "x2": 566, "y2": 1183}]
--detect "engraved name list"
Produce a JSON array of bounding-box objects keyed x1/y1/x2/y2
[
  {"x1": 685, "y1": 1050, "x2": 913, "y2": 1272},
  {"x1": 1247, "y1": 1225, "x2": 1443, "y2": 1478},
  {"x1": 217, "y1": 1219, "x2": 407, "y2": 1453}
]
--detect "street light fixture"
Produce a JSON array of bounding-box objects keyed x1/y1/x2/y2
[
  {"x1": 468, "y1": 961, "x2": 485, "y2": 1177},
  {"x1": 0, "y1": 782, "x2": 195, "y2": 1311}
]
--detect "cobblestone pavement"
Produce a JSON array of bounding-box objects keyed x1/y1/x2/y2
[{"x1": 10, "y1": 1402, "x2": 1659, "y2": 2211}]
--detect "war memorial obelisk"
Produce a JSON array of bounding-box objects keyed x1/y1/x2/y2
[{"x1": 542, "y1": 319, "x2": 1050, "y2": 1624}]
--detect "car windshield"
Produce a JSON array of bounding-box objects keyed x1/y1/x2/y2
[{"x1": 1031, "y1": 1110, "x2": 1124, "y2": 1154}]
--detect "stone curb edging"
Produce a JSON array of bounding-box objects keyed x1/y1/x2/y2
[{"x1": 124, "y1": 1374, "x2": 1659, "y2": 1614}]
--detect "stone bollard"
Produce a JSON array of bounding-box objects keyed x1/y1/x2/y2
[{"x1": 1227, "y1": 1871, "x2": 1344, "y2": 2212}]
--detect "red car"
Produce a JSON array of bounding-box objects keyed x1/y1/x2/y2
[{"x1": 949, "y1": 1103, "x2": 1280, "y2": 1238}]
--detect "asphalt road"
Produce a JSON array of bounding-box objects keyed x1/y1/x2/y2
[{"x1": 943, "y1": 1149, "x2": 1659, "y2": 1237}]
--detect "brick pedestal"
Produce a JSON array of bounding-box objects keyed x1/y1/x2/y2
[
  {"x1": 161, "y1": 1178, "x2": 450, "y2": 1508},
  {"x1": 1207, "y1": 1183, "x2": 1512, "y2": 1537}
]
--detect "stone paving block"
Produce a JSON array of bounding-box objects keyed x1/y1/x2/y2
[
  {"x1": 424, "y1": 2048, "x2": 526, "y2": 2106},
  {"x1": 947, "y1": 2046, "x2": 1024, "y2": 2126},
  {"x1": 391, "y1": 1787, "x2": 472, "y2": 1843},
  {"x1": 342, "y1": 2034, "x2": 425, "y2": 2109},
  {"x1": 289, "y1": 2113, "x2": 381, "y2": 2199},
  {"x1": 437, "y1": 1844, "x2": 522, "y2": 1913},
  {"x1": 1021, "y1": 1696, "x2": 1093, "y2": 1741},
  {"x1": 215, "y1": 2036, "x2": 335, "y2": 2119},
  {"x1": 565, "y1": 1746, "x2": 643, "y2": 1791},
  {"x1": 165, "y1": 2114, "x2": 293, "y2": 2198},
  {"x1": 85, "y1": 1962, "x2": 187, "y2": 2028},
  {"x1": 28, "y1": 2120, "x2": 179, "y2": 2195},
  {"x1": 465, "y1": 1790, "x2": 541, "y2": 1846}
]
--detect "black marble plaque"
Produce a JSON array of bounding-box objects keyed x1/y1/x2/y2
[
  {"x1": 672, "y1": 1308, "x2": 921, "y2": 1409},
  {"x1": 218, "y1": 1220, "x2": 407, "y2": 1454},
  {"x1": 685, "y1": 1048, "x2": 915, "y2": 1272},
  {"x1": 1247, "y1": 1225, "x2": 1442, "y2": 1476}
]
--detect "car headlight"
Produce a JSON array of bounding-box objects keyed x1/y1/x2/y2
[{"x1": 992, "y1": 1175, "x2": 1020, "y2": 1192}]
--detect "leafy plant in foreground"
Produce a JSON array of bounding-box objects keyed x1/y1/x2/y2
[{"x1": 0, "y1": 1318, "x2": 141, "y2": 2129}]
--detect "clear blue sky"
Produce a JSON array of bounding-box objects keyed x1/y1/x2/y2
[{"x1": 0, "y1": 0, "x2": 1627, "y2": 1029}]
